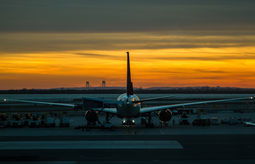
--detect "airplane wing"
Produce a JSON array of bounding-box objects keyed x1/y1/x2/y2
[
  {"x1": 243, "y1": 121, "x2": 255, "y2": 126},
  {"x1": 82, "y1": 97, "x2": 118, "y2": 114},
  {"x1": 2, "y1": 98, "x2": 118, "y2": 114},
  {"x1": 140, "y1": 96, "x2": 254, "y2": 113},
  {"x1": 3, "y1": 99, "x2": 75, "y2": 108}
]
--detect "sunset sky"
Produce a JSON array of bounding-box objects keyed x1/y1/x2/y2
[{"x1": 1, "y1": 0, "x2": 255, "y2": 89}]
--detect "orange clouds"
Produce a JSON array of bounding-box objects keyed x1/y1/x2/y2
[{"x1": 1, "y1": 32, "x2": 255, "y2": 89}]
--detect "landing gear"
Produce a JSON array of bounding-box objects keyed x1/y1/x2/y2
[
  {"x1": 160, "y1": 121, "x2": 169, "y2": 128},
  {"x1": 84, "y1": 110, "x2": 101, "y2": 130},
  {"x1": 141, "y1": 113, "x2": 154, "y2": 128},
  {"x1": 103, "y1": 112, "x2": 113, "y2": 128},
  {"x1": 122, "y1": 119, "x2": 135, "y2": 127}
]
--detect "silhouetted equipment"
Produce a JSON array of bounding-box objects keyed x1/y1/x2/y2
[
  {"x1": 180, "y1": 113, "x2": 190, "y2": 125},
  {"x1": 86, "y1": 81, "x2": 90, "y2": 88},
  {"x1": 102, "y1": 80, "x2": 106, "y2": 88},
  {"x1": 192, "y1": 118, "x2": 211, "y2": 126}
]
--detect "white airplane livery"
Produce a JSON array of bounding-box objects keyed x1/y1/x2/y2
[{"x1": 4, "y1": 52, "x2": 255, "y2": 127}]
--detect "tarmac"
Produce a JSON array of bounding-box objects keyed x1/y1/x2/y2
[
  {"x1": 0, "y1": 126, "x2": 255, "y2": 163},
  {"x1": 1, "y1": 103, "x2": 255, "y2": 163}
]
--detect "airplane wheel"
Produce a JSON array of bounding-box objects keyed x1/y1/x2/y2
[{"x1": 145, "y1": 122, "x2": 154, "y2": 128}]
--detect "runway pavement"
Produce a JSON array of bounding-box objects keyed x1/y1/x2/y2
[
  {"x1": 0, "y1": 134, "x2": 255, "y2": 163},
  {"x1": 0, "y1": 140, "x2": 183, "y2": 150}
]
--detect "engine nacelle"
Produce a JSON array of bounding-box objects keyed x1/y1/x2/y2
[
  {"x1": 158, "y1": 109, "x2": 172, "y2": 122},
  {"x1": 85, "y1": 110, "x2": 98, "y2": 122}
]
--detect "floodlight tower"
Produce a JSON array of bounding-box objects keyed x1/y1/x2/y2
[
  {"x1": 102, "y1": 80, "x2": 106, "y2": 88},
  {"x1": 86, "y1": 81, "x2": 90, "y2": 88}
]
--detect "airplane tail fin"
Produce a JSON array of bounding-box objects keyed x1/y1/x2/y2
[{"x1": 126, "y1": 51, "x2": 134, "y2": 96}]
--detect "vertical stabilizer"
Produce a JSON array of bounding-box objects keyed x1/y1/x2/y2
[{"x1": 127, "y1": 52, "x2": 134, "y2": 96}]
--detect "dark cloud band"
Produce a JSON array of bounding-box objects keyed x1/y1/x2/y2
[
  {"x1": 0, "y1": 32, "x2": 254, "y2": 53},
  {"x1": 0, "y1": 0, "x2": 255, "y2": 32}
]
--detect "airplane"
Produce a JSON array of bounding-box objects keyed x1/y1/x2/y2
[
  {"x1": 2, "y1": 52, "x2": 255, "y2": 127},
  {"x1": 243, "y1": 121, "x2": 255, "y2": 127}
]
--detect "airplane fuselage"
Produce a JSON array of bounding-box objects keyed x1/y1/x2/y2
[{"x1": 116, "y1": 93, "x2": 141, "y2": 119}]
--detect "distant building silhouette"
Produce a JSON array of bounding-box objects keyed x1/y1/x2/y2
[
  {"x1": 102, "y1": 80, "x2": 106, "y2": 88},
  {"x1": 86, "y1": 81, "x2": 90, "y2": 88}
]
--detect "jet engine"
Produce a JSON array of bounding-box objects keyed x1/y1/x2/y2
[
  {"x1": 85, "y1": 110, "x2": 98, "y2": 123},
  {"x1": 158, "y1": 109, "x2": 172, "y2": 122}
]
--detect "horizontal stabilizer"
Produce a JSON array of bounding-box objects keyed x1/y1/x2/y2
[
  {"x1": 82, "y1": 97, "x2": 120, "y2": 105},
  {"x1": 82, "y1": 97, "x2": 119, "y2": 110},
  {"x1": 135, "y1": 96, "x2": 174, "y2": 103}
]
